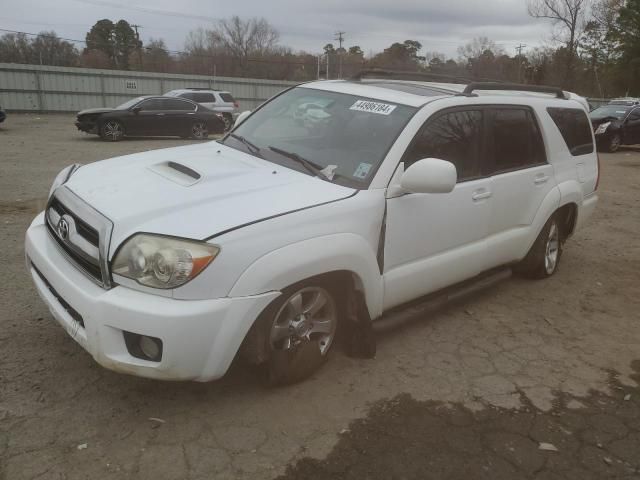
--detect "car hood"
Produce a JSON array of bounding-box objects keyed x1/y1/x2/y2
[
  {"x1": 77, "y1": 108, "x2": 115, "y2": 116},
  {"x1": 63, "y1": 142, "x2": 355, "y2": 251}
]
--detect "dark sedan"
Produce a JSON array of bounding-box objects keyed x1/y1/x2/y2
[
  {"x1": 75, "y1": 96, "x2": 226, "y2": 141},
  {"x1": 590, "y1": 103, "x2": 640, "y2": 152}
]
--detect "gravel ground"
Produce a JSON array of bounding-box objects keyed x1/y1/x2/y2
[{"x1": 1, "y1": 114, "x2": 640, "y2": 479}]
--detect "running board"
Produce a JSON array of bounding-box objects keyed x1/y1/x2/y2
[{"x1": 372, "y1": 267, "x2": 512, "y2": 333}]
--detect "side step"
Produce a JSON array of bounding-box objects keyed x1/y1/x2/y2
[{"x1": 372, "y1": 267, "x2": 512, "y2": 333}]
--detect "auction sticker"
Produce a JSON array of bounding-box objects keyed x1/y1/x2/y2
[
  {"x1": 350, "y1": 100, "x2": 397, "y2": 115},
  {"x1": 354, "y1": 162, "x2": 372, "y2": 179}
]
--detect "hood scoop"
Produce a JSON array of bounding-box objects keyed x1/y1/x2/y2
[{"x1": 148, "y1": 161, "x2": 202, "y2": 186}]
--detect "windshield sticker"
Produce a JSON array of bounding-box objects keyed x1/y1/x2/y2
[
  {"x1": 350, "y1": 100, "x2": 397, "y2": 115},
  {"x1": 354, "y1": 162, "x2": 372, "y2": 179}
]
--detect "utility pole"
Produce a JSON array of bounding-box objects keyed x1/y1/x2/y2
[
  {"x1": 334, "y1": 31, "x2": 345, "y2": 78},
  {"x1": 515, "y1": 43, "x2": 527, "y2": 83},
  {"x1": 131, "y1": 24, "x2": 143, "y2": 69}
]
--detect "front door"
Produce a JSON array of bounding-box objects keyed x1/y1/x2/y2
[
  {"x1": 383, "y1": 108, "x2": 492, "y2": 311},
  {"x1": 623, "y1": 108, "x2": 640, "y2": 145},
  {"x1": 125, "y1": 98, "x2": 166, "y2": 136}
]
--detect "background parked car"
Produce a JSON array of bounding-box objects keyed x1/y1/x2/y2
[
  {"x1": 75, "y1": 96, "x2": 226, "y2": 141},
  {"x1": 164, "y1": 88, "x2": 239, "y2": 130},
  {"x1": 0, "y1": 105, "x2": 6, "y2": 123},
  {"x1": 590, "y1": 101, "x2": 640, "y2": 152}
]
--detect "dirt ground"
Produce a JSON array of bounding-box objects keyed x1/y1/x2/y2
[{"x1": 1, "y1": 113, "x2": 640, "y2": 480}]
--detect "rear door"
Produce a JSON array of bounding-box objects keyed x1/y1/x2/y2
[
  {"x1": 482, "y1": 106, "x2": 555, "y2": 266},
  {"x1": 162, "y1": 98, "x2": 198, "y2": 136}
]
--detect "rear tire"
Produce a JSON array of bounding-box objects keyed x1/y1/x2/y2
[
  {"x1": 253, "y1": 281, "x2": 339, "y2": 386},
  {"x1": 222, "y1": 114, "x2": 233, "y2": 132},
  {"x1": 515, "y1": 214, "x2": 562, "y2": 279},
  {"x1": 190, "y1": 122, "x2": 208, "y2": 140},
  {"x1": 99, "y1": 120, "x2": 124, "y2": 141}
]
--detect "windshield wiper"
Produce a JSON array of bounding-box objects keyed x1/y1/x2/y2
[
  {"x1": 267, "y1": 146, "x2": 330, "y2": 180},
  {"x1": 229, "y1": 133, "x2": 263, "y2": 158}
]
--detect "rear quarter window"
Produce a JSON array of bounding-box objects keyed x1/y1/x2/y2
[
  {"x1": 219, "y1": 93, "x2": 235, "y2": 103},
  {"x1": 547, "y1": 108, "x2": 594, "y2": 156}
]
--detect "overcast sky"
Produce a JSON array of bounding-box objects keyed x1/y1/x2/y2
[{"x1": 1, "y1": 0, "x2": 555, "y2": 58}]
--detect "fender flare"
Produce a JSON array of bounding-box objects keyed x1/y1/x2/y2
[
  {"x1": 521, "y1": 186, "x2": 561, "y2": 255},
  {"x1": 229, "y1": 233, "x2": 384, "y2": 319}
]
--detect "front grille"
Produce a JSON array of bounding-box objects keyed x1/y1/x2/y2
[
  {"x1": 49, "y1": 197, "x2": 99, "y2": 247},
  {"x1": 46, "y1": 220, "x2": 103, "y2": 281},
  {"x1": 46, "y1": 188, "x2": 113, "y2": 288},
  {"x1": 32, "y1": 262, "x2": 84, "y2": 328}
]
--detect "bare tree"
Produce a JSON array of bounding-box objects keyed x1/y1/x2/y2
[
  {"x1": 527, "y1": 0, "x2": 591, "y2": 87},
  {"x1": 457, "y1": 37, "x2": 504, "y2": 62},
  {"x1": 212, "y1": 16, "x2": 279, "y2": 71}
]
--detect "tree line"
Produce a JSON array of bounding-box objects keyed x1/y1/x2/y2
[{"x1": 0, "y1": 1, "x2": 639, "y2": 97}]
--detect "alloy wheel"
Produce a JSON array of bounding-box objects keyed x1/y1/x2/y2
[
  {"x1": 103, "y1": 121, "x2": 123, "y2": 141},
  {"x1": 269, "y1": 287, "x2": 337, "y2": 355},
  {"x1": 545, "y1": 222, "x2": 560, "y2": 274}
]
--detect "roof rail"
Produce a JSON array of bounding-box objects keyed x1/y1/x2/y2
[
  {"x1": 350, "y1": 69, "x2": 474, "y2": 84},
  {"x1": 462, "y1": 82, "x2": 567, "y2": 99}
]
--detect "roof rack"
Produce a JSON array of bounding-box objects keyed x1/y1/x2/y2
[
  {"x1": 184, "y1": 87, "x2": 219, "y2": 91},
  {"x1": 350, "y1": 69, "x2": 475, "y2": 84},
  {"x1": 462, "y1": 82, "x2": 567, "y2": 99}
]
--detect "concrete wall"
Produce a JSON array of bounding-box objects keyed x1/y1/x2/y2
[{"x1": 0, "y1": 63, "x2": 297, "y2": 112}]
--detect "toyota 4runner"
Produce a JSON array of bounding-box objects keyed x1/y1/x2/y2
[{"x1": 26, "y1": 72, "x2": 599, "y2": 385}]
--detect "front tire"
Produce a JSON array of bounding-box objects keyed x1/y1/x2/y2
[
  {"x1": 99, "y1": 120, "x2": 124, "y2": 141},
  {"x1": 256, "y1": 283, "x2": 339, "y2": 386},
  {"x1": 515, "y1": 215, "x2": 562, "y2": 279},
  {"x1": 608, "y1": 133, "x2": 621, "y2": 153}
]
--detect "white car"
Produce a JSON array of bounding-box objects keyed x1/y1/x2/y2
[
  {"x1": 164, "y1": 88, "x2": 239, "y2": 130},
  {"x1": 26, "y1": 74, "x2": 599, "y2": 385}
]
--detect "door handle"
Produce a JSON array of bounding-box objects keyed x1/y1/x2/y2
[
  {"x1": 472, "y1": 190, "x2": 492, "y2": 201},
  {"x1": 534, "y1": 175, "x2": 550, "y2": 185}
]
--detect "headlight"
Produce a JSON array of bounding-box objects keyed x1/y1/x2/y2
[
  {"x1": 112, "y1": 233, "x2": 220, "y2": 289},
  {"x1": 595, "y1": 122, "x2": 611, "y2": 135},
  {"x1": 49, "y1": 163, "x2": 82, "y2": 197}
]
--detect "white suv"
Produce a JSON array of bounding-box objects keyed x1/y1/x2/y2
[
  {"x1": 164, "y1": 88, "x2": 239, "y2": 130},
  {"x1": 26, "y1": 73, "x2": 599, "y2": 385}
]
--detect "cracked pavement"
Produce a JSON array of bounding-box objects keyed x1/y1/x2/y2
[{"x1": 1, "y1": 114, "x2": 640, "y2": 479}]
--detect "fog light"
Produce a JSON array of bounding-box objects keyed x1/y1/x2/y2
[{"x1": 139, "y1": 335, "x2": 162, "y2": 361}]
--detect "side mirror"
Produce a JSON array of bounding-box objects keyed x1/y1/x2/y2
[
  {"x1": 132, "y1": 106, "x2": 142, "y2": 114},
  {"x1": 234, "y1": 110, "x2": 251, "y2": 127},
  {"x1": 400, "y1": 158, "x2": 457, "y2": 194}
]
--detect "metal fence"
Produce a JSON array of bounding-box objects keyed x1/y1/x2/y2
[{"x1": 0, "y1": 63, "x2": 298, "y2": 113}]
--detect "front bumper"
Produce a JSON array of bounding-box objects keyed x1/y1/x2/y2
[
  {"x1": 25, "y1": 212, "x2": 279, "y2": 382},
  {"x1": 75, "y1": 120, "x2": 97, "y2": 134}
]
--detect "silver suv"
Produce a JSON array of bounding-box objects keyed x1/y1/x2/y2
[{"x1": 164, "y1": 88, "x2": 239, "y2": 130}]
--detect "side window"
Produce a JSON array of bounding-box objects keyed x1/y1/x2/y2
[
  {"x1": 193, "y1": 93, "x2": 215, "y2": 103},
  {"x1": 178, "y1": 92, "x2": 196, "y2": 101},
  {"x1": 628, "y1": 109, "x2": 640, "y2": 121},
  {"x1": 547, "y1": 107, "x2": 594, "y2": 156},
  {"x1": 164, "y1": 99, "x2": 195, "y2": 111},
  {"x1": 403, "y1": 110, "x2": 482, "y2": 182},
  {"x1": 138, "y1": 99, "x2": 165, "y2": 111},
  {"x1": 491, "y1": 108, "x2": 546, "y2": 173},
  {"x1": 219, "y1": 92, "x2": 235, "y2": 103}
]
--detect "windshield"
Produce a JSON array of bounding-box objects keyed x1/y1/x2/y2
[
  {"x1": 590, "y1": 105, "x2": 631, "y2": 120},
  {"x1": 116, "y1": 97, "x2": 146, "y2": 110},
  {"x1": 220, "y1": 87, "x2": 417, "y2": 188}
]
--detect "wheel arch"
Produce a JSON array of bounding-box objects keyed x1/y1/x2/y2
[{"x1": 229, "y1": 233, "x2": 383, "y2": 319}]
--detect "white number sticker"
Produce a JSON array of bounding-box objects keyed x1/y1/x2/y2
[{"x1": 350, "y1": 100, "x2": 397, "y2": 115}]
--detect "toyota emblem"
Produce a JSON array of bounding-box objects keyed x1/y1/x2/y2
[{"x1": 57, "y1": 217, "x2": 69, "y2": 240}]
